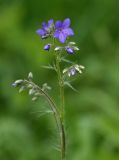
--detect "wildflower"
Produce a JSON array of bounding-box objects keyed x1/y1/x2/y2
[
  {"x1": 44, "y1": 44, "x2": 51, "y2": 51},
  {"x1": 54, "y1": 18, "x2": 74, "y2": 43},
  {"x1": 36, "y1": 19, "x2": 54, "y2": 39},
  {"x1": 63, "y1": 64, "x2": 85, "y2": 77}
]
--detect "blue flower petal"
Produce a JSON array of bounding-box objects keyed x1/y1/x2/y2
[
  {"x1": 42, "y1": 22, "x2": 49, "y2": 31},
  {"x1": 36, "y1": 29, "x2": 46, "y2": 36},
  {"x1": 42, "y1": 22, "x2": 47, "y2": 28},
  {"x1": 62, "y1": 18, "x2": 71, "y2": 28},
  {"x1": 54, "y1": 31, "x2": 60, "y2": 38},
  {"x1": 59, "y1": 32, "x2": 66, "y2": 43},
  {"x1": 55, "y1": 20, "x2": 62, "y2": 29},
  {"x1": 63, "y1": 28, "x2": 74, "y2": 36},
  {"x1": 48, "y1": 19, "x2": 54, "y2": 26}
]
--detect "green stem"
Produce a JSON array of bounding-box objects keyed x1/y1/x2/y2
[
  {"x1": 43, "y1": 88, "x2": 65, "y2": 160},
  {"x1": 55, "y1": 54, "x2": 66, "y2": 160},
  {"x1": 25, "y1": 80, "x2": 65, "y2": 160},
  {"x1": 55, "y1": 54, "x2": 65, "y2": 121}
]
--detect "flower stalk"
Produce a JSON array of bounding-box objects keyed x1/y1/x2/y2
[
  {"x1": 55, "y1": 53, "x2": 66, "y2": 160},
  {"x1": 12, "y1": 18, "x2": 84, "y2": 160}
]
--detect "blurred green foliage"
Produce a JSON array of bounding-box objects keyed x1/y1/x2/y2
[{"x1": 0, "y1": 0, "x2": 119, "y2": 160}]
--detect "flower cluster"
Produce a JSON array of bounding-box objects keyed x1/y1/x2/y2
[
  {"x1": 12, "y1": 72, "x2": 51, "y2": 101},
  {"x1": 36, "y1": 19, "x2": 54, "y2": 39},
  {"x1": 36, "y1": 18, "x2": 74, "y2": 43},
  {"x1": 36, "y1": 18, "x2": 84, "y2": 77},
  {"x1": 63, "y1": 64, "x2": 85, "y2": 77},
  {"x1": 36, "y1": 18, "x2": 80, "y2": 54},
  {"x1": 54, "y1": 18, "x2": 74, "y2": 43}
]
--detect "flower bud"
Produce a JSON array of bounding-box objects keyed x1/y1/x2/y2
[
  {"x1": 73, "y1": 46, "x2": 80, "y2": 51},
  {"x1": 68, "y1": 42, "x2": 76, "y2": 45},
  {"x1": 32, "y1": 97, "x2": 38, "y2": 101},
  {"x1": 44, "y1": 44, "x2": 51, "y2": 51},
  {"x1": 27, "y1": 84, "x2": 33, "y2": 88},
  {"x1": 79, "y1": 65, "x2": 85, "y2": 69},
  {"x1": 12, "y1": 83, "x2": 17, "y2": 87},
  {"x1": 28, "y1": 72, "x2": 33, "y2": 80},
  {"x1": 66, "y1": 47, "x2": 74, "y2": 54},
  {"x1": 41, "y1": 35, "x2": 49, "y2": 39},
  {"x1": 74, "y1": 64, "x2": 85, "y2": 74},
  {"x1": 68, "y1": 68, "x2": 76, "y2": 77},
  {"x1": 54, "y1": 47, "x2": 62, "y2": 52},
  {"x1": 12, "y1": 79, "x2": 23, "y2": 87},
  {"x1": 42, "y1": 83, "x2": 51, "y2": 91},
  {"x1": 15, "y1": 80, "x2": 23, "y2": 84},
  {"x1": 63, "y1": 68, "x2": 68, "y2": 74},
  {"x1": 63, "y1": 64, "x2": 85, "y2": 77},
  {"x1": 19, "y1": 86, "x2": 25, "y2": 93},
  {"x1": 29, "y1": 88, "x2": 35, "y2": 95}
]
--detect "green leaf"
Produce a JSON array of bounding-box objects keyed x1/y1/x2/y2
[
  {"x1": 64, "y1": 81, "x2": 79, "y2": 93},
  {"x1": 61, "y1": 57, "x2": 74, "y2": 64},
  {"x1": 42, "y1": 64, "x2": 56, "y2": 71}
]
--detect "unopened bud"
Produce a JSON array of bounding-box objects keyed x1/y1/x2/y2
[
  {"x1": 32, "y1": 97, "x2": 38, "y2": 101},
  {"x1": 29, "y1": 88, "x2": 35, "y2": 95},
  {"x1": 15, "y1": 80, "x2": 23, "y2": 84},
  {"x1": 63, "y1": 68, "x2": 68, "y2": 74},
  {"x1": 19, "y1": 86, "x2": 25, "y2": 93},
  {"x1": 12, "y1": 83, "x2": 17, "y2": 87},
  {"x1": 12, "y1": 80, "x2": 23, "y2": 87},
  {"x1": 28, "y1": 72, "x2": 33, "y2": 79},
  {"x1": 54, "y1": 47, "x2": 62, "y2": 51},
  {"x1": 79, "y1": 65, "x2": 85, "y2": 69},
  {"x1": 74, "y1": 64, "x2": 85, "y2": 74},
  {"x1": 44, "y1": 44, "x2": 51, "y2": 51},
  {"x1": 68, "y1": 68, "x2": 76, "y2": 77},
  {"x1": 41, "y1": 35, "x2": 49, "y2": 39},
  {"x1": 27, "y1": 84, "x2": 33, "y2": 88},
  {"x1": 66, "y1": 47, "x2": 74, "y2": 54},
  {"x1": 68, "y1": 42, "x2": 76, "y2": 45},
  {"x1": 42, "y1": 83, "x2": 51, "y2": 91},
  {"x1": 73, "y1": 46, "x2": 80, "y2": 51}
]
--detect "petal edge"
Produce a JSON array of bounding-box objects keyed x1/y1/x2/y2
[{"x1": 63, "y1": 18, "x2": 71, "y2": 28}]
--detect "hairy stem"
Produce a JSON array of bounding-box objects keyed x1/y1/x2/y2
[
  {"x1": 55, "y1": 54, "x2": 65, "y2": 122},
  {"x1": 25, "y1": 80, "x2": 65, "y2": 160},
  {"x1": 44, "y1": 90, "x2": 65, "y2": 160},
  {"x1": 55, "y1": 54, "x2": 66, "y2": 160}
]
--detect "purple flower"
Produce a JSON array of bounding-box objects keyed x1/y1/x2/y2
[
  {"x1": 66, "y1": 47, "x2": 74, "y2": 54},
  {"x1": 44, "y1": 44, "x2": 51, "y2": 51},
  {"x1": 54, "y1": 18, "x2": 74, "y2": 43},
  {"x1": 36, "y1": 19, "x2": 54, "y2": 39},
  {"x1": 68, "y1": 68, "x2": 77, "y2": 76}
]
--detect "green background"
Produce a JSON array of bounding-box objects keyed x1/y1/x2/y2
[{"x1": 0, "y1": 0, "x2": 119, "y2": 160}]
